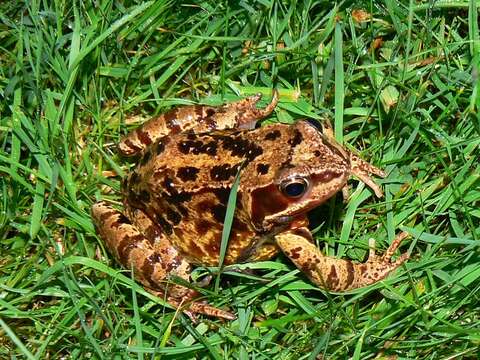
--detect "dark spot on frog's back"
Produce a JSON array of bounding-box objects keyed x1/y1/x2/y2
[
  {"x1": 289, "y1": 246, "x2": 302, "y2": 260},
  {"x1": 212, "y1": 204, "x2": 227, "y2": 223},
  {"x1": 160, "y1": 176, "x2": 192, "y2": 202},
  {"x1": 264, "y1": 130, "x2": 281, "y2": 141},
  {"x1": 246, "y1": 145, "x2": 263, "y2": 162},
  {"x1": 212, "y1": 187, "x2": 230, "y2": 204},
  {"x1": 210, "y1": 164, "x2": 239, "y2": 181},
  {"x1": 203, "y1": 140, "x2": 218, "y2": 156},
  {"x1": 178, "y1": 140, "x2": 192, "y2": 154},
  {"x1": 177, "y1": 204, "x2": 189, "y2": 217},
  {"x1": 177, "y1": 138, "x2": 218, "y2": 156},
  {"x1": 198, "y1": 200, "x2": 214, "y2": 213},
  {"x1": 177, "y1": 166, "x2": 200, "y2": 182},
  {"x1": 204, "y1": 108, "x2": 217, "y2": 129},
  {"x1": 195, "y1": 219, "x2": 212, "y2": 236},
  {"x1": 144, "y1": 224, "x2": 161, "y2": 244},
  {"x1": 162, "y1": 176, "x2": 175, "y2": 193},
  {"x1": 138, "y1": 190, "x2": 150, "y2": 202},
  {"x1": 98, "y1": 209, "x2": 120, "y2": 223},
  {"x1": 166, "y1": 119, "x2": 181, "y2": 135},
  {"x1": 256, "y1": 163, "x2": 269, "y2": 175},
  {"x1": 221, "y1": 136, "x2": 263, "y2": 161},
  {"x1": 154, "y1": 213, "x2": 173, "y2": 235},
  {"x1": 326, "y1": 264, "x2": 339, "y2": 288},
  {"x1": 139, "y1": 150, "x2": 152, "y2": 165},
  {"x1": 174, "y1": 192, "x2": 193, "y2": 203},
  {"x1": 193, "y1": 104, "x2": 204, "y2": 119},
  {"x1": 155, "y1": 139, "x2": 166, "y2": 155},
  {"x1": 288, "y1": 129, "x2": 303, "y2": 147},
  {"x1": 163, "y1": 109, "x2": 181, "y2": 134},
  {"x1": 166, "y1": 208, "x2": 182, "y2": 225}
]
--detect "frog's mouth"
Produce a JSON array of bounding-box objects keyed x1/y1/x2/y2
[{"x1": 287, "y1": 215, "x2": 309, "y2": 230}]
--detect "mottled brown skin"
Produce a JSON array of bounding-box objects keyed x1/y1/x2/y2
[{"x1": 92, "y1": 91, "x2": 409, "y2": 320}]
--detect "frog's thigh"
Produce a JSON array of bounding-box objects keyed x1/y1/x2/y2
[
  {"x1": 127, "y1": 207, "x2": 197, "y2": 293},
  {"x1": 92, "y1": 201, "x2": 193, "y2": 298},
  {"x1": 275, "y1": 229, "x2": 409, "y2": 292},
  {"x1": 118, "y1": 91, "x2": 279, "y2": 156},
  {"x1": 92, "y1": 202, "x2": 236, "y2": 320}
]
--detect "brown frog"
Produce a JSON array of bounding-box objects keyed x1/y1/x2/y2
[{"x1": 92, "y1": 91, "x2": 409, "y2": 320}]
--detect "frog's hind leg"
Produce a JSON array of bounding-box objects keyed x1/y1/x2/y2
[
  {"x1": 91, "y1": 201, "x2": 235, "y2": 320},
  {"x1": 119, "y1": 90, "x2": 279, "y2": 156},
  {"x1": 275, "y1": 228, "x2": 409, "y2": 292}
]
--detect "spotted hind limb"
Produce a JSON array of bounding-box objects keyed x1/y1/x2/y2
[
  {"x1": 275, "y1": 229, "x2": 409, "y2": 292},
  {"x1": 91, "y1": 201, "x2": 235, "y2": 320},
  {"x1": 118, "y1": 90, "x2": 279, "y2": 156}
]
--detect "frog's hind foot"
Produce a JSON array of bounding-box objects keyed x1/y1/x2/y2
[{"x1": 146, "y1": 287, "x2": 236, "y2": 321}]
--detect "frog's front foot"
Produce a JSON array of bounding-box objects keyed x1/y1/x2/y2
[{"x1": 276, "y1": 230, "x2": 410, "y2": 292}]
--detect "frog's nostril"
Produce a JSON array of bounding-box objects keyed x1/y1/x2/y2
[{"x1": 275, "y1": 215, "x2": 293, "y2": 224}]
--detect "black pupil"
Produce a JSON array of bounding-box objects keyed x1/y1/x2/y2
[{"x1": 284, "y1": 182, "x2": 306, "y2": 197}]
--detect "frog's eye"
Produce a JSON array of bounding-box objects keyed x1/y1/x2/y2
[{"x1": 280, "y1": 177, "x2": 309, "y2": 198}]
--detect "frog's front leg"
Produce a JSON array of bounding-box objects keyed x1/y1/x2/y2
[
  {"x1": 91, "y1": 201, "x2": 235, "y2": 320},
  {"x1": 275, "y1": 228, "x2": 409, "y2": 291},
  {"x1": 119, "y1": 90, "x2": 278, "y2": 156}
]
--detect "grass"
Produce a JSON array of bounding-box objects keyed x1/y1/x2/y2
[{"x1": 1, "y1": 0, "x2": 479, "y2": 358}]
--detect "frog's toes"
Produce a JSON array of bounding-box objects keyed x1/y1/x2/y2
[
  {"x1": 368, "y1": 231, "x2": 410, "y2": 264},
  {"x1": 363, "y1": 232, "x2": 410, "y2": 283},
  {"x1": 383, "y1": 231, "x2": 410, "y2": 262},
  {"x1": 179, "y1": 299, "x2": 237, "y2": 321}
]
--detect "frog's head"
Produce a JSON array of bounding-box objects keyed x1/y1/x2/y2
[{"x1": 247, "y1": 120, "x2": 351, "y2": 232}]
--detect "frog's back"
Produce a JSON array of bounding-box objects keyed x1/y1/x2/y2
[{"x1": 122, "y1": 125, "x2": 286, "y2": 265}]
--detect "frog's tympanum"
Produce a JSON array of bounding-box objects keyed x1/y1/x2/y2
[{"x1": 92, "y1": 91, "x2": 409, "y2": 320}]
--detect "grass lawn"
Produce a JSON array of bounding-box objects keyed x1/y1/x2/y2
[{"x1": 1, "y1": 0, "x2": 480, "y2": 358}]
